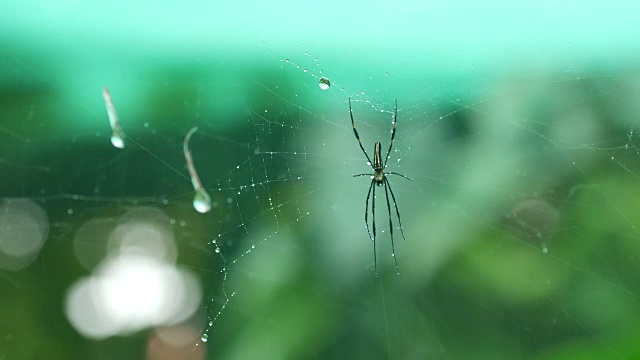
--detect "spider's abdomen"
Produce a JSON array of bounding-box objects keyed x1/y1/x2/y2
[{"x1": 374, "y1": 170, "x2": 385, "y2": 185}]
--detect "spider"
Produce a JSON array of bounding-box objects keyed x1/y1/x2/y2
[{"x1": 350, "y1": 98, "x2": 412, "y2": 273}]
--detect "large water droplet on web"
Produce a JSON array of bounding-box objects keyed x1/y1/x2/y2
[
  {"x1": 201, "y1": 333, "x2": 208, "y2": 342},
  {"x1": 110, "y1": 130, "x2": 125, "y2": 149},
  {"x1": 318, "y1": 77, "x2": 331, "y2": 90},
  {"x1": 193, "y1": 188, "x2": 212, "y2": 213}
]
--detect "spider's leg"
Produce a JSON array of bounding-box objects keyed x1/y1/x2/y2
[
  {"x1": 364, "y1": 180, "x2": 374, "y2": 243},
  {"x1": 384, "y1": 179, "x2": 399, "y2": 274},
  {"x1": 384, "y1": 99, "x2": 398, "y2": 167},
  {"x1": 372, "y1": 181, "x2": 377, "y2": 272},
  {"x1": 349, "y1": 98, "x2": 374, "y2": 166},
  {"x1": 385, "y1": 178, "x2": 407, "y2": 242},
  {"x1": 387, "y1": 171, "x2": 412, "y2": 181},
  {"x1": 353, "y1": 173, "x2": 372, "y2": 178}
]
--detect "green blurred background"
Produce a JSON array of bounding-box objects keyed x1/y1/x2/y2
[{"x1": 1, "y1": 1, "x2": 640, "y2": 359}]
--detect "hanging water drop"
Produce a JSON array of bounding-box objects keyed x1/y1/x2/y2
[
  {"x1": 201, "y1": 333, "x2": 209, "y2": 342},
  {"x1": 193, "y1": 188, "x2": 212, "y2": 214},
  {"x1": 184, "y1": 127, "x2": 212, "y2": 214},
  {"x1": 110, "y1": 130, "x2": 125, "y2": 149},
  {"x1": 318, "y1": 77, "x2": 331, "y2": 90},
  {"x1": 102, "y1": 87, "x2": 126, "y2": 149}
]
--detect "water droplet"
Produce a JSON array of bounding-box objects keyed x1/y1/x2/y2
[
  {"x1": 110, "y1": 130, "x2": 125, "y2": 149},
  {"x1": 541, "y1": 244, "x2": 548, "y2": 254},
  {"x1": 285, "y1": 58, "x2": 290, "y2": 62},
  {"x1": 201, "y1": 334, "x2": 208, "y2": 342},
  {"x1": 215, "y1": 248, "x2": 220, "y2": 253},
  {"x1": 318, "y1": 77, "x2": 331, "y2": 90},
  {"x1": 193, "y1": 188, "x2": 212, "y2": 213}
]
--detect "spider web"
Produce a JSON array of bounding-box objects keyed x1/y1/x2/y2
[{"x1": 1, "y1": 32, "x2": 640, "y2": 359}]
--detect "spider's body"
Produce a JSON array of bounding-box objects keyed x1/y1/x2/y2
[
  {"x1": 349, "y1": 98, "x2": 411, "y2": 273},
  {"x1": 372, "y1": 142, "x2": 385, "y2": 185}
]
